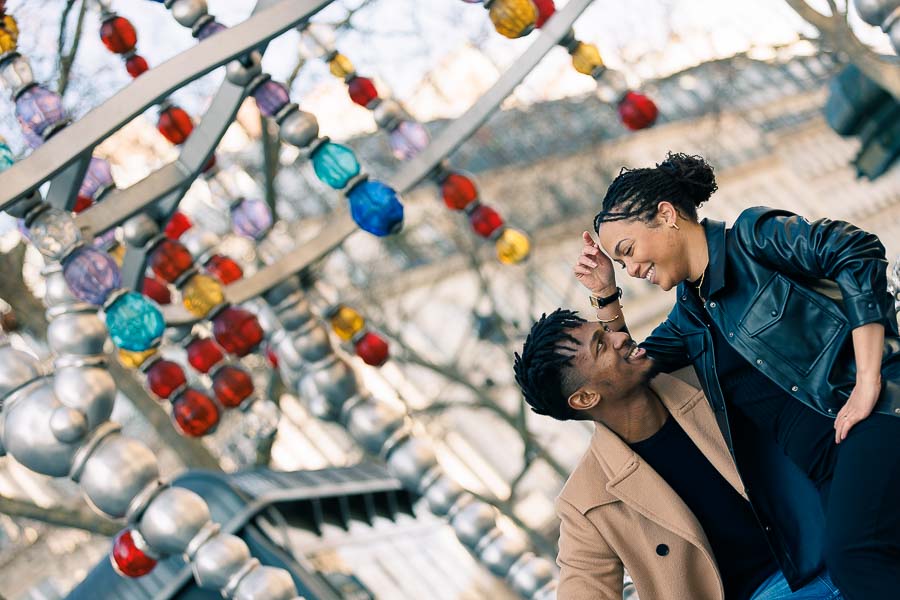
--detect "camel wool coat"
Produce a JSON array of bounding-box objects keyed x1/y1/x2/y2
[{"x1": 556, "y1": 372, "x2": 750, "y2": 600}]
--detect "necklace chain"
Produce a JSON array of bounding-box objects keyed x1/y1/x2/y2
[{"x1": 693, "y1": 269, "x2": 706, "y2": 305}]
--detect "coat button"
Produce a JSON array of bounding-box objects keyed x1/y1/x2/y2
[
  {"x1": 791, "y1": 385, "x2": 799, "y2": 392},
  {"x1": 770, "y1": 310, "x2": 778, "y2": 317},
  {"x1": 681, "y1": 295, "x2": 687, "y2": 301},
  {"x1": 708, "y1": 301, "x2": 716, "y2": 308},
  {"x1": 728, "y1": 332, "x2": 734, "y2": 338},
  {"x1": 656, "y1": 544, "x2": 669, "y2": 556},
  {"x1": 756, "y1": 359, "x2": 763, "y2": 365}
]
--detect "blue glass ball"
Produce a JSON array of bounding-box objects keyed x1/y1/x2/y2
[
  {"x1": 62, "y1": 246, "x2": 121, "y2": 305},
  {"x1": 0, "y1": 142, "x2": 14, "y2": 172},
  {"x1": 311, "y1": 141, "x2": 360, "y2": 189},
  {"x1": 347, "y1": 180, "x2": 404, "y2": 237},
  {"x1": 105, "y1": 292, "x2": 165, "y2": 351}
]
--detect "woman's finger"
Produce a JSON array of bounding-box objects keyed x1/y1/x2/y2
[
  {"x1": 582, "y1": 231, "x2": 596, "y2": 247},
  {"x1": 573, "y1": 266, "x2": 591, "y2": 276},
  {"x1": 582, "y1": 245, "x2": 599, "y2": 257},
  {"x1": 578, "y1": 256, "x2": 598, "y2": 269}
]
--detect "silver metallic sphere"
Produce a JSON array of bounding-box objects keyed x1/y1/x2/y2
[
  {"x1": 180, "y1": 228, "x2": 220, "y2": 262},
  {"x1": 263, "y1": 278, "x2": 302, "y2": 306},
  {"x1": 298, "y1": 356, "x2": 358, "y2": 421},
  {"x1": 192, "y1": 534, "x2": 251, "y2": 590},
  {"x1": 477, "y1": 528, "x2": 530, "y2": 577},
  {"x1": 278, "y1": 108, "x2": 319, "y2": 148},
  {"x1": 287, "y1": 321, "x2": 332, "y2": 362},
  {"x1": 450, "y1": 499, "x2": 497, "y2": 549},
  {"x1": 170, "y1": 0, "x2": 208, "y2": 28},
  {"x1": 344, "y1": 397, "x2": 406, "y2": 455},
  {"x1": 53, "y1": 364, "x2": 116, "y2": 429},
  {"x1": 80, "y1": 434, "x2": 160, "y2": 518},
  {"x1": 373, "y1": 99, "x2": 404, "y2": 130},
  {"x1": 47, "y1": 309, "x2": 108, "y2": 356},
  {"x1": 271, "y1": 330, "x2": 305, "y2": 372},
  {"x1": 386, "y1": 434, "x2": 439, "y2": 493},
  {"x1": 3, "y1": 380, "x2": 79, "y2": 477},
  {"x1": 0, "y1": 344, "x2": 42, "y2": 400},
  {"x1": 43, "y1": 267, "x2": 78, "y2": 306},
  {"x1": 233, "y1": 565, "x2": 297, "y2": 600},
  {"x1": 273, "y1": 294, "x2": 314, "y2": 331},
  {"x1": 532, "y1": 579, "x2": 559, "y2": 600},
  {"x1": 854, "y1": 0, "x2": 896, "y2": 26},
  {"x1": 424, "y1": 474, "x2": 466, "y2": 517},
  {"x1": 226, "y1": 51, "x2": 262, "y2": 87},
  {"x1": 122, "y1": 214, "x2": 160, "y2": 247},
  {"x1": 887, "y1": 15, "x2": 900, "y2": 53},
  {"x1": 0, "y1": 54, "x2": 34, "y2": 96},
  {"x1": 49, "y1": 406, "x2": 88, "y2": 443},
  {"x1": 508, "y1": 554, "x2": 557, "y2": 598},
  {"x1": 139, "y1": 486, "x2": 211, "y2": 555},
  {"x1": 3, "y1": 190, "x2": 42, "y2": 219}
]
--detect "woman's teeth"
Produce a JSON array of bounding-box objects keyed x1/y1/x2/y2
[{"x1": 644, "y1": 266, "x2": 654, "y2": 282}]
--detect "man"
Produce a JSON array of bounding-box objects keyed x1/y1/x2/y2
[{"x1": 513, "y1": 309, "x2": 842, "y2": 600}]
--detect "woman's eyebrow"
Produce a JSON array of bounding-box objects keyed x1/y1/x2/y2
[{"x1": 613, "y1": 239, "x2": 631, "y2": 256}]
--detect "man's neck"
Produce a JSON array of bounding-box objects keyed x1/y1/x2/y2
[{"x1": 598, "y1": 387, "x2": 669, "y2": 444}]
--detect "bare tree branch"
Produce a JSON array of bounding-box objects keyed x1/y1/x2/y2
[
  {"x1": 0, "y1": 495, "x2": 120, "y2": 536},
  {"x1": 57, "y1": 0, "x2": 88, "y2": 97}
]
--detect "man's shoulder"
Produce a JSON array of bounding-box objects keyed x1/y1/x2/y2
[{"x1": 557, "y1": 431, "x2": 618, "y2": 515}]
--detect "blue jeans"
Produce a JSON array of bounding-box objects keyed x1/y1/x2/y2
[{"x1": 751, "y1": 571, "x2": 843, "y2": 600}]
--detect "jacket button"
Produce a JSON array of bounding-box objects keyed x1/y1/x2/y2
[
  {"x1": 656, "y1": 544, "x2": 669, "y2": 556},
  {"x1": 868, "y1": 302, "x2": 876, "y2": 309},
  {"x1": 791, "y1": 385, "x2": 799, "y2": 392},
  {"x1": 728, "y1": 332, "x2": 734, "y2": 338},
  {"x1": 682, "y1": 295, "x2": 687, "y2": 301},
  {"x1": 770, "y1": 310, "x2": 778, "y2": 317},
  {"x1": 708, "y1": 301, "x2": 716, "y2": 308},
  {"x1": 756, "y1": 359, "x2": 763, "y2": 365},
  {"x1": 827, "y1": 408, "x2": 834, "y2": 414}
]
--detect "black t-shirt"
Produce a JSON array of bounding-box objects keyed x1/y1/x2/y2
[{"x1": 630, "y1": 415, "x2": 777, "y2": 600}]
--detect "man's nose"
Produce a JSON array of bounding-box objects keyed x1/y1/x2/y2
[{"x1": 608, "y1": 331, "x2": 631, "y2": 348}]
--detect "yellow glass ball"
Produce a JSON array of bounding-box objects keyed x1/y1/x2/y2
[
  {"x1": 329, "y1": 305, "x2": 365, "y2": 341},
  {"x1": 489, "y1": 0, "x2": 537, "y2": 39},
  {"x1": 571, "y1": 42, "x2": 604, "y2": 76},
  {"x1": 109, "y1": 243, "x2": 126, "y2": 267},
  {"x1": 328, "y1": 53, "x2": 355, "y2": 79},
  {"x1": 0, "y1": 30, "x2": 17, "y2": 54},
  {"x1": 3, "y1": 15, "x2": 18, "y2": 40},
  {"x1": 496, "y1": 228, "x2": 531, "y2": 265},
  {"x1": 118, "y1": 347, "x2": 157, "y2": 369},
  {"x1": 182, "y1": 273, "x2": 224, "y2": 317}
]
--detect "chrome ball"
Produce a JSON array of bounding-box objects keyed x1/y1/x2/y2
[
  {"x1": 0, "y1": 54, "x2": 34, "y2": 96},
  {"x1": 44, "y1": 267, "x2": 78, "y2": 306},
  {"x1": 298, "y1": 356, "x2": 358, "y2": 421},
  {"x1": 344, "y1": 397, "x2": 406, "y2": 455},
  {"x1": 271, "y1": 330, "x2": 305, "y2": 372},
  {"x1": 170, "y1": 0, "x2": 208, "y2": 28},
  {"x1": 373, "y1": 99, "x2": 404, "y2": 130},
  {"x1": 278, "y1": 108, "x2": 319, "y2": 148},
  {"x1": 139, "y1": 486, "x2": 211, "y2": 555},
  {"x1": 478, "y1": 528, "x2": 530, "y2": 577},
  {"x1": 53, "y1": 364, "x2": 115, "y2": 429},
  {"x1": 80, "y1": 434, "x2": 160, "y2": 518},
  {"x1": 450, "y1": 499, "x2": 497, "y2": 548},
  {"x1": 180, "y1": 228, "x2": 220, "y2": 262},
  {"x1": 262, "y1": 278, "x2": 302, "y2": 306},
  {"x1": 122, "y1": 214, "x2": 160, "y2": 247},
  {"x1": 386, "y1": 434, "x2": 439, "y2": 493},
  {"x1": 532, "y1": 579, "x2": 558, "y2": 600},
  {"x1": 273, "y1": 294, "x2": 314, "y2": 331},
  {"x1": 226, "y1": 51, "x2": 262, "y2": 87},
  {"x1": 3, "y1": 380, "x2": 79, "y2": 476},
  {"x1": 47, "y1": 309, "x2": 108, "y2": 356},
  {"x1": 509, "y1": 554, "x2": 557, "y2": 598},
  {"x1": 287, "y1": 321, "x2": 332, "y2": 362},
  {"x1": 49, "y1": 406, "x2": 88, "y2": 443},
  {"x1": 424, "y1": 475, "x2": 465, "y2": 517},
  {"x1": 233, "y1": 565, "x2": 297, "y2": 600},
  {"x1": 0, "y1": 344, "x2": 42, "y2": 400},
  {"x1": 192, "y1": 534, "x2": 251, "y2": 590},
  {"x1": 855, "y1": 0, "x2": 895, "y2": 26}
]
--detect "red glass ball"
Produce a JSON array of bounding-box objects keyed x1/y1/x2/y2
[
  {"x1": 172, "y1": 388, "x2": 220, "y2": 437},
  {"x1": 164, "y1": 211, "x2": 192, "y2": 240},
  {"x1": 186, "y1": 337, "x2": 224, "y2": 373},
  {"x1": 205, "y1": 254, "x2": 243, "y2": 284},
  {"x1": 212, "y1": 365, "x2": 254, "y2": 408},
  {"x1": 441, "y1": 172, "x2": 478, "y2": 210},
  {"x1": 348, "y1": 76, "x2": 378, "y2": 107},
  {"x1": 533, "y1": 0, "x2": 556, "y2": 27},
  {"x1": 73, "y1": 194, "x2": 93, "y2": 213},
  {"x1": 100, "y1": 16, "x2": 137, "y2": 55},
  {"x1": 265, "y1": 344, "x2": 279, "y2": 368},
  {"x1": 469, "y1": 204, "x2": 504, "y2": 238},
  {"x1": 149, "y1": 238, "x2": 193, "y2": 283},
  {"x1": 213, "y1": 307, "x2": 264, "y2": 357},
  {"x1": 157, "y1": 106, "x2": 194, "y2": 145},
  {"x1": 142, "y1": 276, "x2": 171, "y2": 305},
  {"x1": 111, "y1": 529, "x2": 156, "y2": 578},
  {"x1": 355, "y1": 331, "x2": 390, "y2": 366},
  {"x1": 618, "y1": 91, "x2": 659, "y2": 131},
  {"x1": 125, "y1": 54, "x2": 149, "y2": 78},
  {"x1": 146, "y1": 359, "x2": 186, "y2": 399}
]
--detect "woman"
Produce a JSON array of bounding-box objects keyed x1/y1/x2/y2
[{"x1": 574, "y1": 152, "x2": 900, "y2": 600}]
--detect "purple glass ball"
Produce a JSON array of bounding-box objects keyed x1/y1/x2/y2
[
  {"x1": 196, "y1": 20, "x2": 227, "y2": 41},
  {"x1": 252, "y1": 80, "x2": 290, "y2": 118},
  {"x1": 231, "y1": 197, "x2": 272, "y2": 240},
  {"x1": 15, "y1": 85, "x2": 67, "y2": 149},
  {"x1": 389, "y1": 121, "x2": 429, "y2": 161},
  {"x1": 79, "y1": 157, "x2": 113, "y2": 200},
  {"x1": 62, "y1": 245, "x2": 122, "y2": 306}
]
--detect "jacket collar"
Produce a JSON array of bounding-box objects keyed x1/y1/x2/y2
[{"x1": 701, "y1": 218, "x2": 727, "y2": 298}]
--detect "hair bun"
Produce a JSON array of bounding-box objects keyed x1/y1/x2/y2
[{"x1": 657, "y1": 152, "x2": 717, "y2": 208}]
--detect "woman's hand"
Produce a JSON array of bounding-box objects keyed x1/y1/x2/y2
[
  {"x1": 574, "y1": 232, "x2": 617, "y2": 295},
  {"x1": 835, "y1": 377, "x2": 881, "y2": 443}
]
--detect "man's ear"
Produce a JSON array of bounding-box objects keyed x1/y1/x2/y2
[{"x1": 568, "y1": 388, "x2": 601, "y2": 413}]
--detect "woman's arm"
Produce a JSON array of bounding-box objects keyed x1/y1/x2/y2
[{"x1": 835, "y1": 323, "x2": 885, "y2": 442}]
